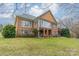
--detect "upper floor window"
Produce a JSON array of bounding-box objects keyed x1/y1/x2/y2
[
  {"x1": 38, "y1": 19, "x2": 52, "y2": 28},
  {"x1": 21, "y1": 20, "x2": 32, "y2": 27},
  {"x1": 52, "y1": 25, "x2": 57, "y2": 28}
]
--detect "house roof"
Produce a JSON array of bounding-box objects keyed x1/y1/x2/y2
[
  {"x1": 15, "y1": 10, "x2": 57, "y2": 24},
  {"x1": 15, "y1": 12, "x2": 36, "y2": 21}
]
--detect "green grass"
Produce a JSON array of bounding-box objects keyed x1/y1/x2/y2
[
  {"x1": 0, "y1": 37, "x2": 79, "y2": 56},
  {"x1": 0, "y1": 33, "x2": 79, "y2": 55}
]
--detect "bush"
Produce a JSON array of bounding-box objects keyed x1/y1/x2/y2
[
  {"x1": 59, "y1": 28, "x2": 70, "y2": 37},
  {"x1": 0, "y1": 24, "x2": 3, "y2": 32},
  {"x1": 32, "y1": 29, "x2": 38, "y2": 37},
  {"x1": 2, "y1": 25, "x2": 16, "y2": 38}
]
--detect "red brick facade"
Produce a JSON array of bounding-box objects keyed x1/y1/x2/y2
[{"x1": 15, "y1": 10, "x2": 58, "y2": 37}]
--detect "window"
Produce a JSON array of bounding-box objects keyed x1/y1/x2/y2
[
  {"x1": 52, "y1": 25, "x2": 56, "y2": 28},
  {"x1": 18, "y1": 29, "x2": 32, "y2": 36},
  {"x1": 38, "y1": 19, "x2": 52, "y2": 28},
  {"x1": 21, "y1": 21, "x2": 32, "y2": 27},
  {"x1": 42, "y1": 21, "x2": 52, "y2": 28}
]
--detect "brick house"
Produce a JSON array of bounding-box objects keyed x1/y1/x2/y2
[{"x1": 15, "y1": 10, "x2": 58, "y2": 37}]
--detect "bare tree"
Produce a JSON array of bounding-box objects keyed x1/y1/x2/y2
[
  {"x1": 70, "y1": 21, "x2": 79, "y2": 37},
  {"x1": 58, "y1": 4, "x2": 79, "y2": 38}
]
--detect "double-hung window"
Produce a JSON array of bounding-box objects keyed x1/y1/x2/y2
[{"x1": 21, "y1": 21, "x2": 32, "y2": 27}]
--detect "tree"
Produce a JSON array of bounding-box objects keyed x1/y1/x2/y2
[
  {"x1": 70, "y1": 21, "x2": 79, "y2": 38},
  {"x1": 58, "y1": 4, "x2": 79, "y2": 38},
  {"x1": 2, "y1": 25, "x2": 16, "y2": 38},
  {"x1": 59, "y1": 28, "x2": 70, "y2": 37},
  {"x1": 59, "y1": 17, "x2": 79, "y2": 38}
]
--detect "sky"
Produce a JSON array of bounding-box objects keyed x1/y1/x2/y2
[{"x1": 0, "y1": 3, "x2": 79, "y2": 25}]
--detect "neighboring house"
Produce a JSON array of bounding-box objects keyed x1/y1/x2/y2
[{"x1": 15, "y1": 10, "x2": 58, "y2": 37}]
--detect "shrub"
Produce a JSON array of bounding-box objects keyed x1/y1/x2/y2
[
  {"x1": 0, "y1": 24, "x2": 3, "y2": 32},
  {"x1": 59, "y1": 28, "x2": 70, "y2": 37},
  {"x1": 32, "y1": 29, "x2": 38, "y2": 37},
  {"x1": 2, "y1": 25, "x2": 16, "y2": 38}
]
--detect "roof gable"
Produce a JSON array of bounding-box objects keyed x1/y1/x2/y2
[{"x1": 38, "y1": 10, "x2": 57, "y2": 24}]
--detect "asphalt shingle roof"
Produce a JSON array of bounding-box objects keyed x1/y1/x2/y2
[{"x1": 15, "y1": 12, "x2": 36, "y2": 20}]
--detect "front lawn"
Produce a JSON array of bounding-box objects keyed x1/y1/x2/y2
[{"x1": 0, "y1": 37, "x2": 79, "y2": 56}]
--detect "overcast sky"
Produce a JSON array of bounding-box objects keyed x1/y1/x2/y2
[{"x1": 0, "y1": 3, "x2": 79, "y2": 25}]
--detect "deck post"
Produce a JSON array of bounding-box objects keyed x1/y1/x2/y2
[
  {"x1": 47, "y1": 29, "x2": 48, "y2": 37},
  {"x1": 43, "y1": 29, "x2": 45, "y2": 37}
]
